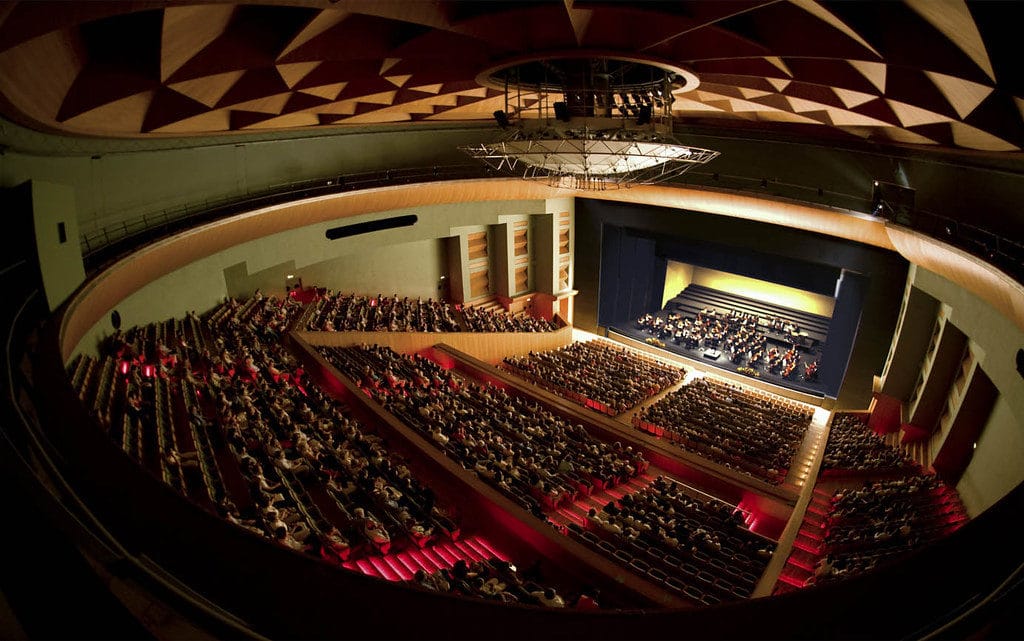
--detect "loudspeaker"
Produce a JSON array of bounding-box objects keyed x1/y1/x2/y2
[
  {"x1": 636, "y1": 105, "x2": 652, "y2": 125},
  {"x1": 1016, "y1": 348, "x2": 1024, "y2": 379},
  {"x1": 493, "y1": 110, "x2": 510, "y2": 128},
  {"x1": 554, "y1": 102, "x2": 570, "y2": 122},
  {"x1": 325, "y1": 214, "x2": 417, "y2": 240}
]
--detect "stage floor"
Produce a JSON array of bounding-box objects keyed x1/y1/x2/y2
[{"x1": 608, "y1": 321, "x2": 829, "y2": 397}]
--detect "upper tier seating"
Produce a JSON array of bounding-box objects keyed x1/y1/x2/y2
[{"x1": 305, "y1": 292, "x2": 558, "y2": 333}]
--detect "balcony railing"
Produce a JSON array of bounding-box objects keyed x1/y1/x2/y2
[{"x1": 80, "y1": 163, "x2": 1024, "y2": 287}]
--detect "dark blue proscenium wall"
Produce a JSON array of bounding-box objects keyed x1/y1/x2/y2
[
  {"x1": 598, "y1": 227, "x2": 660, "y2": 325},
  {"x1": 580, "y1": 198, "x2": 908, "y2": 407},
  {"x1": 819, "y1": 269, "x2": 869, "y2": 394},
  {"x1": 597, "y1": 226, "x2": 841, "y2": 329},
  {"x1": 598, "y1": 224, "x2": 851, "y2": 396},
  {"x1": 655, "y1": 236, "x2": 840, "y2": 297}
]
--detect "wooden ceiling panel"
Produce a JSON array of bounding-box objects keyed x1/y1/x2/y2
[
  {"x1": 166, "y1": 5, "x2": 317, "y2": 82},
  {"x1": 161, "y1": 4, "x2": 235, "y2": 81},
  {"x1": 277, "y1": 13, "x2": 434, "y2": 64},
  {"x1": 62, "y1": 89, "x2": 154, "y2": 134},
  {"x1": 214, "y1": 67, "x2": 290, "y2": 110},
  {"x1": 168, "y1": 70, "x2": 246, "y2": 108},
  {"x1": 150, "y1": 108, "x2": 231, "y2": 134},
  {"x1": 141, "y1": 86, "x2": 210, "y2": 132},
  {"x1": 0, "y1": 0, "x2": 1018, "y2": 153},
  {"x1": 713, "y1": 0, "x2": 880, "y2": 60},
  {"x1": 0, "y1": 27, "x2": 85, "y2": 121}
]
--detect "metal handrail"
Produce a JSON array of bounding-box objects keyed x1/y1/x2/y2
[{"x1": 79, "y1": 164, "x2": 493, "y2": 262}]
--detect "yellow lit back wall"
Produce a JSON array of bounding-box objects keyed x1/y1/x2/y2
[{"x1": 662, "y1": 261, "x2": 836, "y2": 317}]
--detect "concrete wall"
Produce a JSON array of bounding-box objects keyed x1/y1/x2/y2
[
  {"x1": 29, "y1": 181, "x2": 85, "y2": 310},
  {"x1": 958, "y1": 396, "x2": 1024, "y2": 517},
  {"x1": 0, "y1": 124, "x2": 499, "y2": 238},
  {"x1": 909, "y1": 265, "x2": 1024, "y2": 515},
  {"x1": 70, "y1": 198, "x2": 545, "y2": 358}
]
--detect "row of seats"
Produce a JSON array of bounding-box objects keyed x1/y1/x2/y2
[
  {"x1": 319, "y1": 344, "x2": 648, "y2": 518},
  {"x1": 304, "y1": 291, "x2": 558, "y2": 333},
  {"x1": 70, "y1": 291, "x2": 591, "y2": 607},
  {"x1": 821, "y1": 413, "x2": 917, "y2": 475},
  {"x1": 500, "y1": 339, "x2": 685, "y2": 415},
  {"x1": 565, "y1": 476, "x2": 773, "y2": 605},
  {"x1": 411, "y1": 558, "x2": 578, "y2": 608},
  {"x1": 635, "y1": 377, "x2": 811, "y2": 484},
  {"x1": 811, "y1": 475, "x2": 968, "y2": 583}
]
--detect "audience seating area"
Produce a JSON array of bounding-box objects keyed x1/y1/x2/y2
[
  {"x1": 564, "y1": 476, "x2": 774, "y2": 606},
  {"x1": 66, "y1": 287, "x2": 973, "y2": 612},
  {"x1": 820, "y1": 413, "x2": 917, "y2": 476},
  {"x1": 500, "y1": 340, "x2": 685, "y2": 415},
  {"x1": 635, "y1": 377, "x2": 811, "y2": 484},
  {"x1": 304, "y1": 292, "x2": 558, "y2": 333},
  {"x1": 68, "y1": 292, "x2": 576, "y2": 607},
  {"x1": 778, "y1": 474, "x2": 968, "y2": 590},
  {"x1": 319, "y1": 344, "x2": 649, "y2": 519},
  {"x1": 411, "y1": 556, "x2": 589, "y2": 608}
]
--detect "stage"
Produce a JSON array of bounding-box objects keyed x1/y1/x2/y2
[{"x1": 609, "y1": 284, "x2": 831, "y2": 397}]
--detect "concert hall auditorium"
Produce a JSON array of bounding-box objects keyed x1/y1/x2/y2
[{"x1": 2, "y1": 2, "x2": 1024, "y2": 639}]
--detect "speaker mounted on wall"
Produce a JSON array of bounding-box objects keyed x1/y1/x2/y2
[{"x1": 325, "y1": 214, "x2": 417, "y2": 240}]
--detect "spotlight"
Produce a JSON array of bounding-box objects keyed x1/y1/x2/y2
[{"x1": 493, "y1": 110, "x2": 510, "y2": 128}]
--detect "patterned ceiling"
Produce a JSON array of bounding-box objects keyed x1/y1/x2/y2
[{"x1": 0, "y1": 0, "x2": 1021, "y2": 152}]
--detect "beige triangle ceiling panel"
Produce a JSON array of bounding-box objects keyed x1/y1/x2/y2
[{"x1": 0, "y1": 0, "x2": 1018, "y2": 151}]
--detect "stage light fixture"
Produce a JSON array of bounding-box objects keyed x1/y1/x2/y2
[{"x1": 460, "y1": 56, "x2": 717, "y2": 190}]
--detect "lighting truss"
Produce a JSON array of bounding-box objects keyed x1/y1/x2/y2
[{"x1": 461, "y1": 125, "x2": 720, "y2": 190}]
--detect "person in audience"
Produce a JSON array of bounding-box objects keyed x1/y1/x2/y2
[
  {"x1": 501, "y1": 340, "x2": 684, "y2": 415},
  {"x1": 537, "y1": 587, "x2": 566, "y2": 607},
  {"x1": 274, "y1": 525, "x2": 308, "y2": 553},
  {"x1": 821, "y1": 413, "x2": 915, "y2": 472},
  {"x1": 637, "y1": 376, "x2": 809, "y2": 485},
  {"x1": 574, "y1": 587, "x2": 600, "y2": 610}
]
